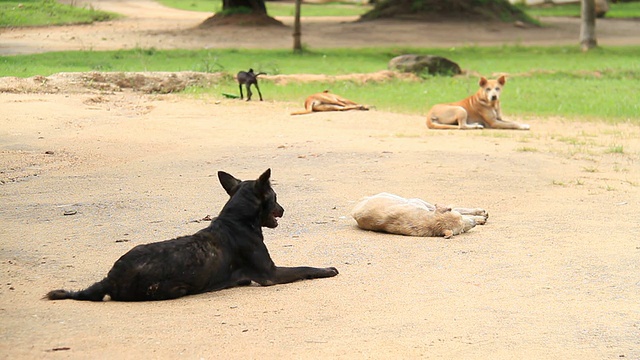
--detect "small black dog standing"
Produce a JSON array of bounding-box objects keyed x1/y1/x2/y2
[
  {"x1": 45, "y1": 169, "x2": 338, "y2": 301},
  {"x1": 236, "y1": 68, "x2": 265, "y2": 101}
]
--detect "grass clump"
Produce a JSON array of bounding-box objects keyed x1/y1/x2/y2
[
  {"x1": 517, "y1": 146, "x2": 538, "y2": 152},
  {"x1": 0, "y1": 0, "x2": 118, "y2": 28},
  {"x1": 605, "y1": 145, "x2": 624, "y2": 154}
]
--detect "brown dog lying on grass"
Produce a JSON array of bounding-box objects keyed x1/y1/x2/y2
[
  {"x1": 291, "y1": 90, "x2": 369, "y2": 115},
  {"x1": 426, "y1": 76, "x2": 530, "y2": 130},
  {"x1": 351, "y1": 193, "x2": 488, "y2": 238}
]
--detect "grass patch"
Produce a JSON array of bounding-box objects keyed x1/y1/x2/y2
[
  {"x1": 605, "y1": 145, "x2": 624, "y2": 154},
  {"x1": 476, "y1": 132, "x2": 511, "y2": 138},
  {"x1": 0, "y1": 47, "x2": 395, "y2": 76},
  {"x1": 3, "y1": 46, "x2": 639, "y2": 78},
  {"x1": 1, "y1": 46, "x2": 639, "y2": 122},
  {"x1": 517, "y1": 146, "x2": 538, "y2": 152},
  {"x1": 519, "y1": 2, "x2": 640, "y2": 18},
  {"x1": 0, "y1": 0, "x2": 119, "y2": 27},
  {"x1": 555, "y1": 136, "x2": 592, "y2": 146},
  {"x1": 155, "y1": 0, "x2": 372, "y2": 17}
]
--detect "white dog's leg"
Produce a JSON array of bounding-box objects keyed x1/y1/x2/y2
[{"x1": 454, "y1": 207, "x2": 488, "y2": 224}]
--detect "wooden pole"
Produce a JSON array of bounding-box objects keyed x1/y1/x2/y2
[
  {"x1": 293, "y1": 0, "x2": 302, "y2": 53},
  {"x1": 580, "y1": 0, "x2": 597, "y2": 51}
]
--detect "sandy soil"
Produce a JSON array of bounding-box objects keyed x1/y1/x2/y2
[{"x1": 1, "y1": 1, "x2": 639, "y2": 359}]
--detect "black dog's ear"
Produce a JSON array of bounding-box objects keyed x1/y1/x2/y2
[
  {"x1": 255, "y1": 168, "x2": 272, "y2": 193},
  {"x1": 218, "y1": 171, "x2": 241, "y2": 196}
]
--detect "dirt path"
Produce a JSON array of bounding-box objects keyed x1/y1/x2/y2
[{"x1": 1, "y1": 1, "x2": 639, "y2": 359}]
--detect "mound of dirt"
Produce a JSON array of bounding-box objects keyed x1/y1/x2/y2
[
  {"x1": 0, "y1": 71, "x2": 420, "y2": 94},
  {"x1": 360, "y1": 0, "x2": 533, "y2": 23},
  {"x1": 0, "y1": 71, "x2": 228, "y2": 94},
  {"x1": 198, "y1": 13, "x2": 285, "y2": 28},
  {"x1": 261, "y1": 70, "x2": 419, "y2": 85}
]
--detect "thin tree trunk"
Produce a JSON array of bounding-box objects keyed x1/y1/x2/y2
[
  {"x1": 293, "y1": 0, "x2": 302, "y2": 53},
  {"x1": 580, "y1": 0, "x2": 597, "y2": 51}
]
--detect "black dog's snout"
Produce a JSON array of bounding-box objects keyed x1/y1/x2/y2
[{"x1": 274, "y1": 204, "x2": 284, "y2": 218}]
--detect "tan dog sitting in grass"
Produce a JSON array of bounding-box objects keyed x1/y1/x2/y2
[
  {"x1": 351, "y1": 193, "x2": 488, "y2": 239},
  {"x1": 426, "y1": 76, "x2": 530, "y2": 130},
  {"x1": 290, "y1": 90, "x2": 369, "y2": 115}
]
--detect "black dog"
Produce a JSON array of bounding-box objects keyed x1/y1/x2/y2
[
  {"x1": 45, "y1": 169, "x2": 338, "y2": 301},
  {"x1": 236, "y1": 68, "x2": 265, "y2": 101}
]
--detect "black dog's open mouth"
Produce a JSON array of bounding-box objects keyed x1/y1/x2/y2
[{"x1": 266, "y1": 208, "x2": 284, "y2": 228}]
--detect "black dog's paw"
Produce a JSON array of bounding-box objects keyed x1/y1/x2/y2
[
  {"x1": 326, "y1": 267, "x2": 339, "y2": 276},
  {"x1": 44, "y1": 289, "x2": 70, "y2": 300}
]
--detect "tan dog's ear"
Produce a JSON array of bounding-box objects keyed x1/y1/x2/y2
[
  {"x1": 479, "y1": 77, "x2": 488, "y2": 87},
  {"x1": 498, "y1": 75, "x2": 506, "y2": 86}
]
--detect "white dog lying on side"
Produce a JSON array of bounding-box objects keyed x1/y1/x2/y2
[{"x1": 351, "y1": 193, "x2": 488, "y2": 238}]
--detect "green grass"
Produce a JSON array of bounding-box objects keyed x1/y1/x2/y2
[
  {"x1": 258, "y1": 75, "x2": 640, "y2": 122},
  {"x1": 519, "y1": 1, "x2": 640, "y2": 18},
  {"x1": 0, "y1": 48, "x2": 396, "y2": 76},
  {"x1": 1, "y1": 46, "x2": 639, "y2": 122},
  {"x1": 3, "y1": 46, "x2": 639, "y2": 78},
  {"x1": 155, "y1": 0, "x2": 372, "y2": 17},
  {"x1": 605, "y1": 145, "x2": 625, "y2": 154},
  {"x1": 0, "y1": 0, "x2": 119, "y2": 27}
]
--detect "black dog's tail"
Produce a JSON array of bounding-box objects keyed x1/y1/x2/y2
[
  {"x1": 45, "y1": 278, "x2": 110, "y2": 301},
  {"x1": 256, "y1": 72, "x2": 267, "y2": 77}
]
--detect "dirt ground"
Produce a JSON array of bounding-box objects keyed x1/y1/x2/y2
[{"x1": 1, "y1": 1, "x2": 639, "y2": 359}]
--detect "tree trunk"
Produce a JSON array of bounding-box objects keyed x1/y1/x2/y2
[
  {"x1": 293, "y1": 0, "x2": 302, "y2": 53},
  {"x1": 199, "y1": 0, "x2": 284, "y2": 28},
  {"x1": 223, "y1": 0, "x2": 267, "y2": 15},
  {"x1": 580, "y1": 0, "x2": 598, "y2": 51}
]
